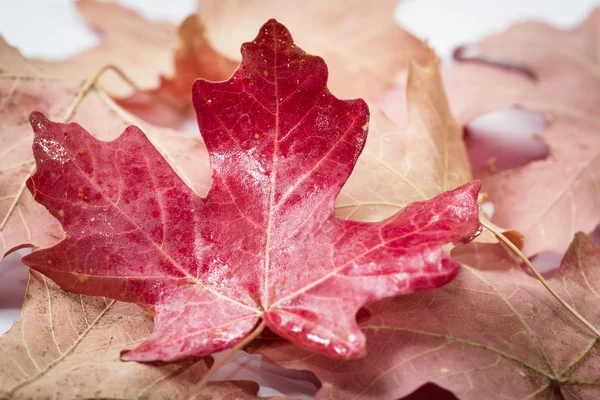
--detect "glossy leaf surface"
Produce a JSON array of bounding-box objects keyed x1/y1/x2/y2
[{"x1": 24, "y1": 20, "x2": 481, "y2": 362}]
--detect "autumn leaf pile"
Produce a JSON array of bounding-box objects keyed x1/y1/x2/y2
[{"x1": 1, "y1": 1, "x2": 599, "y2": 399}]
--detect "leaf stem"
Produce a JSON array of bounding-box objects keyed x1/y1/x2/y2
[
  {"x1": 93, "y1": 64, "x2": 187, "y2": 113},
  {"x1": 60, "y1": 64, "x2": 137, "y2": 122},
  {"x1": 481, "y1": 219, "x2": 600, "y2": 338},
  {"x1": 0, "y1": 163, "x2": 36, "y2": 231},
  {"x1": 195, "y1": 318, "x2": 267, "y2": 393},
  {"x1": 61, "y1": 64, "x2": 185, "y2": 123},
  {"x1": 97, "y1": 64, "x2": 144, "y2": 95}
]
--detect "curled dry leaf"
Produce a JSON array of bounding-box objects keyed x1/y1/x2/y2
[
  {"x1": 116, "y1": 0, "x2": 434, "y2": 129},
  {"x1": 0, "y1": 36, "x2": 211, "y2": 260},
  {"x1": 251, "y1": 233, "x2": 600, "y2": 400},
  {"x1": 22, "y1": 20, "x2": 481, "y2": 362},
  {"x1": 117, "y1": 13, "x2": 239, "y2": 128},
  {"x1": 445, "y1": 9, "x2": 600, "y2": 256},
  {"x1": 0, "y1": 271, "x2": 266, "y2": 400},
  {"x1": 30, "y1": 0, "x2": 236, "y2": 129}
]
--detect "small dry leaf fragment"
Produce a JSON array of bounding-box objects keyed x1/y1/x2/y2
[
  {"x1": 29, "y1": 0, "x2": 236, "y2": 130},
  {"x1": 23, "y1": 20, "x2": 481, "y2": 362}
]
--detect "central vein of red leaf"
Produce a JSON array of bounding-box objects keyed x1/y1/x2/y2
[{"x1": 264, "y1": 29, "x2": 279, "y2": 310}]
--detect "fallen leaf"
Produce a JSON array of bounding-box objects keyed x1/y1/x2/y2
[
  {"x1": 452, "y1": 9, "x2": 600, "y2": 113},
  {"x1": 0, "y1": 35, "x2": 211, "y2": 260},
  {"x1": 198, "y1": 0, "x2": 430, "y2": 100},
  {"x1": 251, "y1": 233, "x2": 600, "y2": 400},
  {"x1": 23, "y1": 20, "x2": 481, "y2": 362},
  {"x1": 0, "y1": 270, "x2": 265, "y2": 400},
  {"x1": 444, "y1": 10, "x2": 600, "y2": 256}
]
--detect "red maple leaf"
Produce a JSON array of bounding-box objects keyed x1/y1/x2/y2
[{"x1": 23, "y1": 20, "x2": 481, "y2": 362}]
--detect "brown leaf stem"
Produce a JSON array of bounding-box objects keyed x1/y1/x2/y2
[
  {"x1": 0, "y1": 162, "x2": 36, "y2": 231},
  {"x1": 481, "y1": 219, "x2": 600, "y2": 338},
  {"x1": 94, "y1": 64, "x2": 187, "y2": 113},
  {"x1": 195, "y1": 318, "x2": 267, "y2": 394}
]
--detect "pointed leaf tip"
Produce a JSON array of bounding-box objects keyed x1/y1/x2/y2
[
  {"x1": 29, "y1": 111, "x2": 51, "y2": 133},
  {"x1": 466, "y1": 179, "x2": 482, "y2": 194}
]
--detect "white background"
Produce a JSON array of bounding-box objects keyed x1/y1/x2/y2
[{"x1": 1, "y1": 0, "x2": 599, "y2": 397}]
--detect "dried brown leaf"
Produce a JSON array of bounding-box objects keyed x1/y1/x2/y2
[
  {"x1": 252, "y1": 234, "x2": 600, "y2": 399},
  {"x1": 0, "y1": 271, "x2": 264, "y2": 399},
  {"x1": 445, "y1": 10, "x2": 600, "y2": 256}
]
